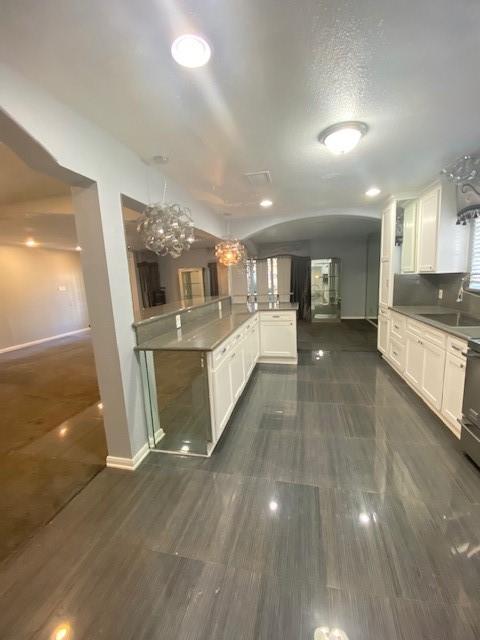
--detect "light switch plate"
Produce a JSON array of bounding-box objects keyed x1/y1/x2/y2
[
  {"x1": 175, "y1": 314, "x2": 181, "y2": 329},
  {"x1": 438, "y1": 289, "x2": 443, "y2": 300}
]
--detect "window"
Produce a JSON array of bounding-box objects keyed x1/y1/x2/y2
[
  {"x1": 470, "y1": 218, "x2": 480, "y2": 291},
  {"x1": 267, "y1": 257, "x2": 278, "y2": 297},
  {"x1": 246, "y1": 259, "x2": 257, "y2": 297}
]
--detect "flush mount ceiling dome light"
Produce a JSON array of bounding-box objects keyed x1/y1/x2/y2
[
  {"x1": 260, "y1": 199, "x2": 273, "y2": 208},
  {"x1": 319, "y1": 121, "x2": 368, "y2": 155},
  {"x1": 171, "y1": 34, "x2": 211, "y2": 68},
  {"x1": 365, "y1": 187, "x2": 381, "y2": 197}
]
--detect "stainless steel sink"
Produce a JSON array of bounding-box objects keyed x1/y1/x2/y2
[{"x1": 418, "y1": 313, "x2": 480, "y2": 327}]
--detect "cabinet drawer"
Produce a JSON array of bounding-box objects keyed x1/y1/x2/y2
[
  {"x1": 212, "y1": 340, "x2": 232, "y2": 368},
  {"x1": 390, "y1": 312, "x2": 406, "y2": 342},
  {"x1": 260, "y1": 311, "x2": 295, "y2": 323},
  {"x1": 422, "y1": 324, "x2": 446, "y2": 348},
  {"x1": 447, "y1": 335, "x2": 468, "y2": 358},
  {"x1": 406, "y1": 318, "x2": 446, "y2": 348},
  {"x1": 388, "y1": 338, "x2": 405, "y2": 372}
]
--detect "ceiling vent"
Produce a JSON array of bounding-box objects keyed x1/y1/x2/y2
[{"x1": 244, "y1": 170, "x2": 272, "y2": 188}]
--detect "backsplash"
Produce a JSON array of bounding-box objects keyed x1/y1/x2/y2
[{"x1": 393, "y1": 273, "x2": 480, "y2": 317}]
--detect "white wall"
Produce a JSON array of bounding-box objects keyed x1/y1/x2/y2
[
  {"x1": 0, "y1": 245, "x2": 89, "y2": 350},
  {"x1": 256, "y1": 235, "x2": 381, "y2": 318}
]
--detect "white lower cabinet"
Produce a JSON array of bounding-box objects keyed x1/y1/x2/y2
[
  {"x1": 388, "y1": 337, "x2": 405, "y2": 373},
  {"x1": 259, "y1": 312, "x2": 297, "y2": 362},
  {"x1": 404, "y1": 331, "x2": 424, "y2": 389},
  {"x1": 382, "y1": 312, "x2": 466, "y2": 439},
  {"x1": 229, "y1": 347, "x2": 245, "y2": 401},
  {"x1": 212, "y1": 355, "x2": 233, "y2": 438},
  {"x1": 421, "y1": 340, "x2": 446, "y2": 410},
  {"x1": 377, "y1": 309, "x2": 389, "y2": 355},
  {"x1": 210, "y1": 311, "x2": 296, "y2": 445},
  {"x1": 441, "y1": 353, "x2": 466, "y2": 434}
]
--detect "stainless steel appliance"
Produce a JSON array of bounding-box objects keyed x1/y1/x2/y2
[
  {"x1": 311, "y1": 258, "x2": 341, "y2": 322},
  {"x1": 461, "y1": 337, "x2": 480, "y2": 467}
]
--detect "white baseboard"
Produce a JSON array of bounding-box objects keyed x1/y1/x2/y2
[
  {"x1": 106, "y1": 442, "x2": 150, "y2": 471},
  {"x1": 148, "y1": 428, "x2": 165, "y2": 447},
  {"x1": 0, "y1": 327, "x2": 90, "y2": 354}
]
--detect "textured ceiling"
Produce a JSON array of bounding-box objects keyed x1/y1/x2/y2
[
  {"x1": 1, "y1": 1, "x2": 480, "y2": 221},
  {"x1": 251, "y1": 216, "x2": 380, "y2": 244}
]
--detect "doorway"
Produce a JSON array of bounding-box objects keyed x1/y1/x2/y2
[{"x1": 178, "y1": 267, "x2": 205, "y2": 299}]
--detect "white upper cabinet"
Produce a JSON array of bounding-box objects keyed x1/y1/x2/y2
[
  {"x1": 401, "y1": 200, "x2": 417, "y2": 273},
  {"x1": 416, "y1": 181, "x2": 468, "y2": 273},
  {"x1": 381, "y1": 202, "x2": 393, "y2": 262}
]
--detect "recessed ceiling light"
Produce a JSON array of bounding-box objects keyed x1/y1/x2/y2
[
  {"x1": 75, "y1": 245, "x2": 82, "y2": 251},
  {"x1": 25, "y1": 238, "x2": 37, "y2": 247},
  {"x1": 365, "y1": 187, "x2": 381, "y2": 197},
  {"x1": 171, "y1": 34, "x2": 211, "y2": 68},
  {"x1": 319, "y1": 121, "x2": 368, "y2": 155},
  {"x1": 260, "y1": 199, "x2": 273, "y2": 208}
]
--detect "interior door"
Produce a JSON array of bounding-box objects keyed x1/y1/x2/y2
[{"x1": 178, "y1": 268, "x2": 205, "y2": 299}]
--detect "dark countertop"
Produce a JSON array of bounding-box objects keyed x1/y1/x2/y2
[
  {"x1": 392, "y1": 305, "x2": 480, "y2": 340},
  {"x1": 136, "y1": 301, "x2": 298, "y2": 352},
  {"x1": 134, "y1": 295, "x2": 230, "y2": 327}
]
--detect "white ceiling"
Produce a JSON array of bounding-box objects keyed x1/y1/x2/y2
[
  {"x1": 1, "y1": 1, "x2": 480, "y2": 221},
  {"x1": 0, "y1": 144, "x2": 69, "y2": 205},
  {"x1": 250, "y1": 216, "x2": 380, "y2": 244},
  {"x1": 0, "y1": 147, "x2": 219, "y2": 250}
]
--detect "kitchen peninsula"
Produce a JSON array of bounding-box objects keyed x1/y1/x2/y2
[{"x1": 134, "y1": 296, "x2": 298, "y2": 456}]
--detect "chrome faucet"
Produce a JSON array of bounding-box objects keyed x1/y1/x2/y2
[{"x1": 456, "y1": 275, "x2": 470, "y2": 303}]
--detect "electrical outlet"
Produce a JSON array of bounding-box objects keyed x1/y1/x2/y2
[
  {"x1": 438, "y1": 289, "x2": 443, "y2": 300},
  {"x1": 218, "y1": 301, "x2": 222, "y2": 311},
  {"x1": 175, "y1": 314, "x2": 181, "y2": 329}
]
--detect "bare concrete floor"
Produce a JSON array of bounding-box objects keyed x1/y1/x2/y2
[{"x1": 0, "y1": 333, "x2": 107, "y2": 562}]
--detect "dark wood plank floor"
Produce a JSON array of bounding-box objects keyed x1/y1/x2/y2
[{"x1": 1, "y1": 323, "x2": 479, "y2": 639}]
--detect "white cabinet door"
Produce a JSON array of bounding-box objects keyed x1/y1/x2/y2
[
  {"x1": 388, "y1": 338, "x2": 405, "y2": 373},
  {"x1": 381, "y1": 203, "x2": 392, "y2": 261},
  {"x1": 421, "y1": 340, "x2": 446, "y2": 410},
  {"x1": 401, "y1": 200, "x2": 417, "y2": 273},
  {"x1": 379, "y1": 260, "x2": 390, "y2": 307},
  {"x1": 417, "y1": 186, "x2": 439, "y2": 272},
  {"x1": 212, "y1": 356, "x2": 233, "y2": 438},
  {"x1": 229, "y1": 347, "x2": 245, "y2": 400},
  {"x1": 377, "y1": 314, "x2": 389, "y2": 354},
  {"x1": 405, "y1": 331, "x2": 424, "y2": 389},
  {"x1": 441, "y1": 353, "x2": 466, "y2": 432},
  {"x1": 260, "y1": 321, "x2": 296, "y2": 358}
]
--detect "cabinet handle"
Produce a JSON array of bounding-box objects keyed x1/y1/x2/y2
[
  {"x1": 393, "y1": 351, "x2": 398, "y2": 357},
  {"x1": 231, "y1": 352, "x2": 236, "y2": 359},
  {"x1": 460, "y1": 363, "x2": 465, "y2": 369},
  {"x1": 221, "y1": 347, "x2": 227, "y2": 355},
  {"x1": 272, "y1": 314, "x2": 280, "y2": 318},
  {"x1": 451, "y1": 344, "x2": 461, "y2": 352},
  {"x1": 394, "y1": 324, "x2": 400, "y2": 330}
]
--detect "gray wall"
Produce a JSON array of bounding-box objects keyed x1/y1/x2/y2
[
  {"x1": 394, "y1": 272, "x2": 480, "y2": 317},
  {"x1": 255, "y1": 234, "x2": 381, "y2": 318},
  {"x1": 0, "y1": 245, "x2": 89, "y2": 350}
]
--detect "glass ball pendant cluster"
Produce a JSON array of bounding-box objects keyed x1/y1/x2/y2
[
  {"x1": 214, "y1": 238, "x2": 247, "y2": 267},
  {"x1": 137, "y1": 202, "x2": 195, "y2": 257}
]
